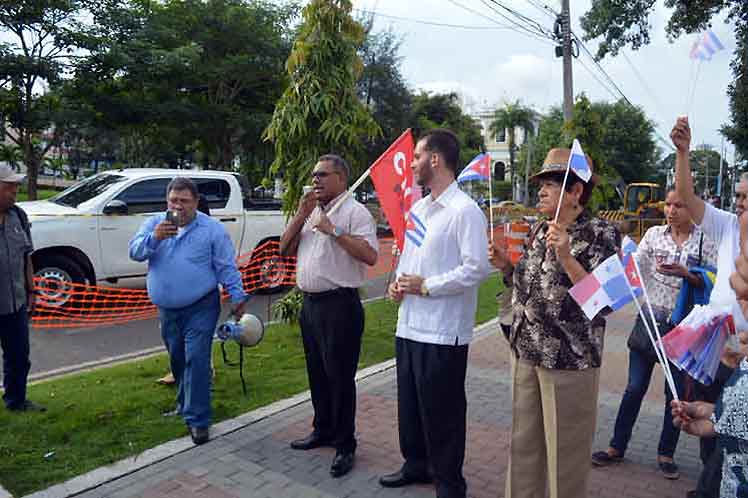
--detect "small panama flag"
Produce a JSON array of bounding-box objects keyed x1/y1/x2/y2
[
  {"x1": 405, "y1": 211, "x2": 427, "y2": 248},
  {"x1": 569, "y1": 253, "x2": 630, "y2": 320},
  {"x1": 689, "y1": 30, "x2": 725, "y2": 61},
  {"x1": 568, "y1": 139, "x2": 592, "y2": 183},
  {"x1": 457, "y1": 153, "x2": 491, "y2": 183}
]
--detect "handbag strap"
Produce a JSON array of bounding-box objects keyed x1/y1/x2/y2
[{"x1": 698, "y1": 232, "x2": 703, "y2": 266}]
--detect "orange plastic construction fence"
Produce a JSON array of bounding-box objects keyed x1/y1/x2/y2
[
  {"x1": 30, "y1": 237, "x2": 400, "y2": 330},
  {"x1": 31, "y1": 239, "x2": 296, "y2": 330},
  {"x1": 493, "y1": 221, "x2": 531, "y2": 265}
]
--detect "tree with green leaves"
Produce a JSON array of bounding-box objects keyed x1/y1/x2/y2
[
  {"x1": 595, "y1": 99, "x2": 659, "y2": 184},
  {"x1": 69, "y1": 0, "x2": 295, "y2": 173},
  {"x1": 357, "y1": 23, "x2": 413, "y2": 168},
  {"x1": 523, "y1": 95, "x2": 660, "y2": 211},
  {"x1": 410, "y1": 92, "x2": 484, "y2": 167},
  {"x1": 581, "y1": 0, "x2": 748, "y2": 158},
  {"x1": 264, "y1": 0, "x2": 380, "y2": 214},
  {"x1": 488, "y1": 100, "x2": 536, "y2": 195},
  {"x1": 659, "y1": 147, "x2": 728, "y2": 196},
  {"x1": 0, "y1": 143, "x2": 23, "y2": 172},
  {"x1": 0, "y1": 0, "x2": 89, "y2": 199}
]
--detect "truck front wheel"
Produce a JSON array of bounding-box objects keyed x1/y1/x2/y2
[
  {"x1": 250, "y1": 237, "x2": 292, "y2": 295},
  {"x1": 34, "y1": 255, "x2": 87, "y2": 308}
]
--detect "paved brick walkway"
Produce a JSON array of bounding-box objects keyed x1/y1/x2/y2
[{"x1": 61, "y1": 307, "x2": 702, "y2": 498}]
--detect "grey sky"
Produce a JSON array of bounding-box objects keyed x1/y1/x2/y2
[{"x1": 353, "y1": 0, "x2": 737, "y2": 160}]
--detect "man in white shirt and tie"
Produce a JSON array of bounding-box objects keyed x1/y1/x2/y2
[{"x1": 380, "y1": 129, "x2": 491, "y2": 498}]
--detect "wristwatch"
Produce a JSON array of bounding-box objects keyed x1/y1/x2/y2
[
  {"x1": 332, "y1": 225, "x2": 345, "y2": 239},
  {"x1": 420, "y1": 282, "x2": 430, "y2": 297}
]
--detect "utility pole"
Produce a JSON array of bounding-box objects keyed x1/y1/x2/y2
[
  {"x1": 524, "y1": 128, "x2": 534, "y2": 206},
  {"x1": 704, "y1": 144, "x2": 710, "y2": 197},
  {"x1": 561, "y1": 0, "x2": 573, "y2": 122}
]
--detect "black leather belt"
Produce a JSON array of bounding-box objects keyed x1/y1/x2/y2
[{"x1": 302, "y1": 287, "x2": 356, "y2": 300}]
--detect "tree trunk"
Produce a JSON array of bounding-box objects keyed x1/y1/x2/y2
[
  {"x1": 508, "y1": 129, "x2": 515, "y2": 200},
  {"x1": 23, "y1": 133, "x2": 38, "y2": 201}
]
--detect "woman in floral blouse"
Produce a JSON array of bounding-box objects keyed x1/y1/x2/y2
[
  {"x1": 490, "y1": 148, "x2": 620, "y2": 498},
  {"x1": 672, "y1": 331, "x2": 748, "y2": 498}
]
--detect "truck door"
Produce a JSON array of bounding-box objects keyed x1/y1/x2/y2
[
  {"x1": 191, "y1": 177, "x2": 243, "y2": 251},
  {"x1": 100, "y1": 177, "x2": 170, "y2": 278}
]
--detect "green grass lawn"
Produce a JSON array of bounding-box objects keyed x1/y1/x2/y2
[
  {"x1": 16, "y1": 189, "x2": 59, "y2": 202},
  {"x1": 0, "y1": 278, "x2": 501, "y2": 496}
]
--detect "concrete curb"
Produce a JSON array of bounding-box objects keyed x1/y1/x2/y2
[
  {"x1": 18, "y1": 318, "x2": 499, "y2": 498},
  {"x1": 29, "y1": 296, "x2": 388, "y2": 385}
]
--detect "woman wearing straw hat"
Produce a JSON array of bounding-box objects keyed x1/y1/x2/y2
[{"x1": 490, "y1": 147, "x2": 620, "y2": 498}]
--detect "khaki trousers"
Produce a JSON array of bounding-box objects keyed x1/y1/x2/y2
[{"x1": 505, "y1": 357, "x2": 601, "y2": 498}]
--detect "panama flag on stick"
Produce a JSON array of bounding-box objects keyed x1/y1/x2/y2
[
  {"x1": 568, "y1": 139, "x2": 592, "y2": 182},
  {"x1": 457, "y1": 153, "x2": 491, "y2": 183},
  {"x1": 569, "y1": 254, "x2": 630, "y2": 320},
  {"x1": 689, "y1": 30, "x2": 725, "y2": 61},
  {"x1": 553, "y1": 139, "x2": 592, "y2": 222}
]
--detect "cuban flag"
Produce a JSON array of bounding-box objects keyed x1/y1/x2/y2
[
  {"x1": 689, "y1": 30, "x2": 725, "y2": 61},
  {"x1": 405, "y1": 212, "x2": 427, "y2": 248},
  {"x1": 568, "y1": 139, "x2": 592, "y2": 183},
  {"x1": 610, "y1": 236, "x2": 643, "y2": 310},
  {"x1": 569, "y1": 253, "x2": 630, "y2": 320},
  {"x1": 457, "y1": 153, "x2": 491, "y2": 183}
]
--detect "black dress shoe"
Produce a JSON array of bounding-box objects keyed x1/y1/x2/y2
[
  {"x1": 379, "y1": 469, "x2": 433, "y2": 488},
  {"x1": 330, "y1": 451, "x2": 354, "y2": 478},
  {"x1": 7, "y1": 400, "x2": 46, "y2": 412},
  {"x1": 290, "y1": 433, "x2": 332, "y2": 450},
  {"x1": 188, "y1": 426, "x2": 209, "y2": 445}
]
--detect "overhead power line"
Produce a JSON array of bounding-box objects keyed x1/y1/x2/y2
[
  {"x1": 484, "y1": 0, "x2": 557, "y2": 40},
  {"x1": 444, "y1": 0, "x2": 555, "y2": 45},
  {"x1": 571, "y1": 32, "x2": 676, "y2": 151},
  {"x1": 353, "y1": 8, "x2": 511, "y2": 30},
  {"x1": 527, "y1": 0, "x2": 558, "y2": 19}
]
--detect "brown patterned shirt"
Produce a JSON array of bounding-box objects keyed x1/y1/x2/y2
[{"x1": 510, "y1": 211, "x2": 621, "y2": 370}]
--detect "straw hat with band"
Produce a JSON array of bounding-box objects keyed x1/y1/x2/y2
[{"x1": 530, "y1": 148, "x2": 598, "y2": 205}]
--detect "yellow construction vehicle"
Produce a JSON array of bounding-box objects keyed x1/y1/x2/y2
[{"x1": 599, "y1": 182, "x2": 666, "y2": 241}]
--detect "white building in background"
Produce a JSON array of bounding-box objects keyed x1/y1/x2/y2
[{"x1": 470, "y1": 104, "x2": 533, "y2": 201}]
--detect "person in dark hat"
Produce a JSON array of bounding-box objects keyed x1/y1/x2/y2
[{"x1": 489, "y1": 148, "x2": 621, "y2": 498}]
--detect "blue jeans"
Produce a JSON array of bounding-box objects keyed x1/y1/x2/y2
[
  {"x1": 0, "y1": 307, "x2": 31, "y2": 409},
  {"x1": 610, "y1": 348, "x2": 685, "y2": 458},
  {"x1": 158, "y1": 290, "x2": 220, "y2": 429}
]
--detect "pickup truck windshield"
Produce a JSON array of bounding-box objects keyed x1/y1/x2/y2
[{"x1": 52, "y1": 173, "x2": 127, "y2": 208}]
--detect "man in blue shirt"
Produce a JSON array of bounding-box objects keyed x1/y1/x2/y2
[{"x1": 130, "y1": 177, "x2": 248, "y2": 444}]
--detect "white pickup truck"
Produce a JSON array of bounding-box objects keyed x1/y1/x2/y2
[{"x1": 18, "y1": 168, "x2": 288, "y2": 305}]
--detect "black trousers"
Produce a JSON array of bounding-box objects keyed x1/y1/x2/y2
[
  {"x1": 299, "y1": 288, "x2": 363, "y2": 453},
  {"x1": 396, "y1": 336, "x2": 469, "y2": 498},
  {"x1": 0, "y1": 307, "x2": 31, "y2": 409}
]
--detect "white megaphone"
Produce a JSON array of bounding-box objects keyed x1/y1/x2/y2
[{"x1": 217, "y1": 313, "x2": 265, "y2": 347}]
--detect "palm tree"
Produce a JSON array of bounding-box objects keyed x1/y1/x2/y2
[
  {"x1": 489, "y1": 101, "x2": 536, "y2": 199},
  {"x1": 0, "y1": 143, "x2": 23, "y2": 172}
]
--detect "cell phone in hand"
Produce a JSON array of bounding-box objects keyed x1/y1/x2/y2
[{"x1": 165, "y1": 210, "x2": 179, "y2": 225}]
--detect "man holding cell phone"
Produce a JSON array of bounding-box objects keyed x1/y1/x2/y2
[{"x1": 129, "y1": 177, "x2": 248, "y2": 445}]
